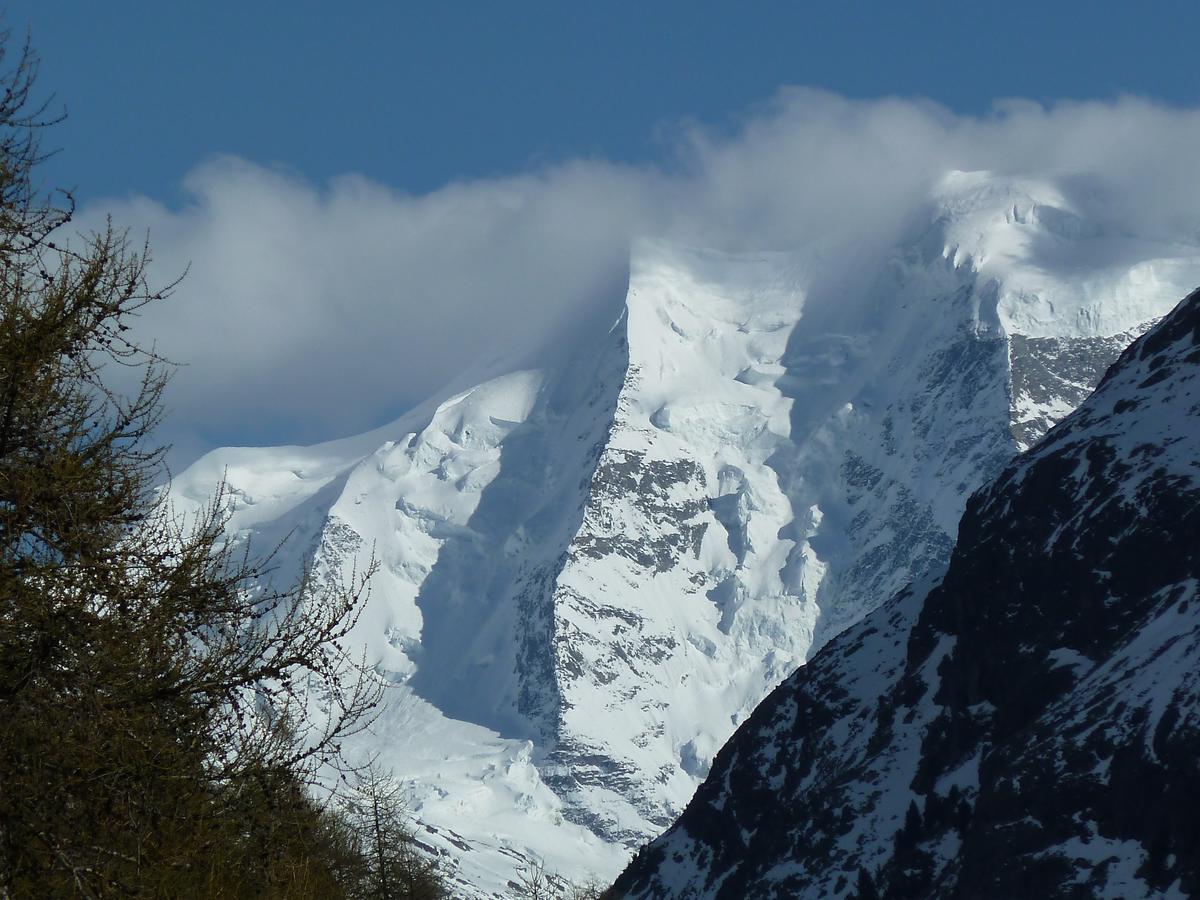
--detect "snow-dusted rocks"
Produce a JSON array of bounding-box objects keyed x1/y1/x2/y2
[
  {"x1": 169, "y1": 171, "x2": 1200, "y2": 895},
  {"x1": 611, "y1": 287, "x2": 1200, "y2": 898}
]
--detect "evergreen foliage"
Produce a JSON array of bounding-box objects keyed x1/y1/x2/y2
[
  {"x1": 339, "y1": 765, "x2": 446, "y2": 900},
  {"x1": 0, "y1": 33, "x2": 445, "y2": 898}
]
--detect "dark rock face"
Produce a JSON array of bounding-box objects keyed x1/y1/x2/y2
[
  {"x1": 611, "y1": 287, "x2": 1200, "y2": 899},
  {"x1": 575, "y1": 448, "x2": 709, "y2": 573},
  {"x1": 1008, "y1": 326, "x2": 1153, "y2": 449}
]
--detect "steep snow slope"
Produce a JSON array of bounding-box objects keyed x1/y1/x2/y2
[
  {"x1": 171, "y1": 172, "x2": 1200, "y2": 894},
  {"x1": 174, "y1": 322, "x2": 636, "y2": 894},
  {"x1": 611, "y1": 287, "x2": 1200, "y2": 898}
]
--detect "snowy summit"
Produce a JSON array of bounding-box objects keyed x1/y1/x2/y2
[{"x1": 171, "y1": 170, "x2": 1200, "y2": 895}]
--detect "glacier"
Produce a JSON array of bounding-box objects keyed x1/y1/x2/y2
[{"x1": 169, "y1": 170, "x2": 1200, "y2": 895}]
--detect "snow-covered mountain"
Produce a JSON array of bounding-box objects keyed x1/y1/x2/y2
[
  {"x1": 611, "y1": 284, "x2": 1200, "y2": 899},
  {"x1": 170, "y1": 171, "x2": 1200, "y2": 895}
]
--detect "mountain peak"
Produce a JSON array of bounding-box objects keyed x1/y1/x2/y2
[
  {"x1": 169, "y1": 191, "x2": 1198, "y2": 895},
  {"x1": 917, "y1": 169, "x2": 1200, "y2": 338}
]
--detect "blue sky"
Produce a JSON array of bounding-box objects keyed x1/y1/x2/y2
[
  {"x1": 6, "y1": 3, "x2": 1200, "y2": 466},
  {"x1": 9, "y1": 2, "x2": 1200, "y2": 205}
]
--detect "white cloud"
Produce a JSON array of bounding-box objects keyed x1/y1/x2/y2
[{"x1": 75, "y1": 91, "x2": 1200, "y2": 466}]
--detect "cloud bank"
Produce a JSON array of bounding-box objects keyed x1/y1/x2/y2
[{"x1": 76, "y1": 90, "x2": 1200, "y2": 466}]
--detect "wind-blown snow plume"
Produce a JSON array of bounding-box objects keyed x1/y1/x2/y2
[{"x1": 78, "y1": 92, "x2": 1200, "y2": 465}]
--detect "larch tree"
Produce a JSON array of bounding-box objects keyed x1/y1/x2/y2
[{"x1": 0, "y1": 31, "x2": 443, "y2": 899}]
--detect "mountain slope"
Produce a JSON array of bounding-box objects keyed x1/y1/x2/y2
[
  {"x1": 611, "y1": 286, "x2": 1200, "y2": 899},
  {"x1": 170, "y1": 172, "x2": 1200, "y2": 894}
]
